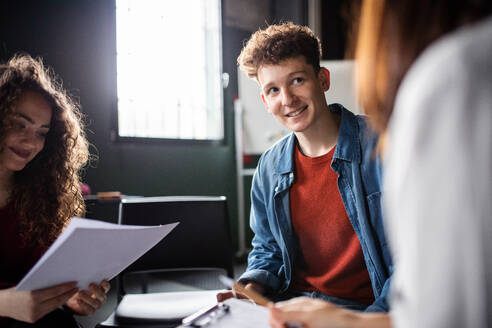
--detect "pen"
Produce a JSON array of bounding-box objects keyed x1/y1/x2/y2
[
  {"x1": 181, "y1": 302, "x2": 230, "y2": 327},
  {"x1": 218, "y1": 275, "x2": 271, "y2": 306}
]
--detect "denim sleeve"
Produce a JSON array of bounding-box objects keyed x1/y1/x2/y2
[
  {"x1": 365, "y1": 274, "x2": 392, "y2": 312},
  {"x1": 238, "y1": 160, "x2": 284, "y2": 293}
]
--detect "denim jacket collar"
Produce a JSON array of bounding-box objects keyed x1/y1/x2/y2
[
  {"x1": 332, "y1": 103, "x2": 361, "y2": 164},
  {"x1": 274, "y1": 104, "x2": 361, "y2": 176}
]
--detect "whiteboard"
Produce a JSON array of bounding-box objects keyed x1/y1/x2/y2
[{"x1": 238, "y1": 60, "x2": 361, "y2": 154}]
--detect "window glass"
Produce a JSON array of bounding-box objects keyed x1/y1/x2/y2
[{"x1": 116, "y1": 0, "x2": 223, "y2": 140}]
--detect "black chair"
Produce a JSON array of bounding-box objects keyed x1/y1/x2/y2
[
  {"x1": 83, "y1": 195, "x2": 121, "y2": 224},
  {"x1": 97, "y1": 196, "x2": 234, "y2": 328}
]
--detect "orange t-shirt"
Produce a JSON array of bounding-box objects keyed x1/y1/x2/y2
[{"x1": 290, "y1": 144, "x2": 374, "y2": 305}]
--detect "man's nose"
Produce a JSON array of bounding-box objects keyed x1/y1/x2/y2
[{"x1": 281, "y1": 88, "x2": 296, "y2": 106}]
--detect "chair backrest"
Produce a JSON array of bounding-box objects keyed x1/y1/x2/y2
[{"x1": 118, "y1": 196, "x2": 234, "y2": 281}]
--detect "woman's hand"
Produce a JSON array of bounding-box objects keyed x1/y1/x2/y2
[
  {"x1": 65, "y1": 280, "x2": 111, "y2": 316},
  {"x1": 0, "y1": 282, "x2": 78, "y2": 323},
  {"x1": 269, "y1": 297, "x2": 354, "y2": 328},
  {"x1": 269, "y1": 297, "x2": 391, "y2": 328}
]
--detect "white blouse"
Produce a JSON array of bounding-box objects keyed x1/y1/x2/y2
[{"x1": 385, "y1": 15, "x2": 492, "y2": 328}]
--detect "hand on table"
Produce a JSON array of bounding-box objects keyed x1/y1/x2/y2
[
  {"x1": 216, "y1": 281, "x2": 264, "y2": 303},
  {"x1": 0, "y1": 282, "x2": 78, "y2": 323},
  {"x1": 65, "y1": 280, "x2": 110, "y2": 315},
  {"x1": 269, "y1": 297, "x2": 353, "y2": 328}
]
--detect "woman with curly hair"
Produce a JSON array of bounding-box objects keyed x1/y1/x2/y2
[{"x1": 0, "y1": 54, "x2": 109, "y2": 327}]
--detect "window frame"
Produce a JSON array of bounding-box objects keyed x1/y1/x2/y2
[{"x1": 111, "y1": 0, "x2": 226, "y2": 146}]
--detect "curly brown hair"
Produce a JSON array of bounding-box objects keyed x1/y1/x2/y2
[
  {"x1": 0, "y1": 54, "x2": 89, "y2": 249},
  {"x1": 238, "y1": 22, "x2": 322, "y2": 80}
]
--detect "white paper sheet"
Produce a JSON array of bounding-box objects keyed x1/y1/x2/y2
[
  {"x1": 116, "y1": 290, "x2": 223, "y2": 320},
  {"x1": 16, "y1": 217, "x2": 179, "y2": 291}
]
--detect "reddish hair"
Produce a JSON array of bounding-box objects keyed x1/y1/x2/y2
[{"x1": 356, "y1": 0, "x2": 492, "y2": 134}]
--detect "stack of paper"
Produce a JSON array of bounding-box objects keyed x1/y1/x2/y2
[{"x1": 16, "y1": 217, "x2": 178, "y2": 291}]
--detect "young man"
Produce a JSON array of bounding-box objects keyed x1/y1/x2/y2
[{"x1": 219, "y1": 23, "x2": 392, "y2": 312}]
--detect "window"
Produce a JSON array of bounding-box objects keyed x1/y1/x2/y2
[{"x1": 115, "y1": 0, "x2": 224, "y2": 141}]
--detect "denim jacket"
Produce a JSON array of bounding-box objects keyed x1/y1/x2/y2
[{"x1": 238, "y1": 104, "x2": 392, "y2": 312}]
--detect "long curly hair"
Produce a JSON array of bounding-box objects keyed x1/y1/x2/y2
[{"x1": 0, "y1": 54, "x2": 89, "y2": 249}]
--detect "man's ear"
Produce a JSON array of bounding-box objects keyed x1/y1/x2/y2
[
  {"x1": 319, "y1": 67, "x2": 330, "y2": 91},
  {"x1": 261, "y1": 94, "x2": 271, "y2": 113}
]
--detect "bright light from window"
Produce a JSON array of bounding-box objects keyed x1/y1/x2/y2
[{"x1": 116, "y1": 0, "x2": 223, "y2": 140}]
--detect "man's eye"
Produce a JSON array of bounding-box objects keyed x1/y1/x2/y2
[{"x1": 293, "y1": 77, "x2": 304, "y2": 84}]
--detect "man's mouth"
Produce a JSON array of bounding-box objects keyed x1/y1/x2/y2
[
  {"x1": 9, "y1": 147, "x2": 30, "y2": 159},
  {"x1": 286, "y1": 105, "x2": 308, "y2": 117}
]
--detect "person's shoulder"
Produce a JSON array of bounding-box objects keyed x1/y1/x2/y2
[
  {"x1": 332, "y1": 104, "x2": 379, "y2": 155},
  {"x1": 353, "y1": 113, "x2": 370, "y2": 131},
  {"x1": 389, "y1": 16, "x2": 492, "y2": 168},
  {"x1": 402, "y1": 16, "x2": 492, "y2": 95},
  {"x1": 442, "y1": 15, "x2": 492, "y2": 68},
  {"x1": 348, "y1": 110, "x2": 379, "y2": 147},
  {"x1": 261, "y1": 133, "x2": 293, "y2": 158},
  {"x1": 355, "y1": 115, "x2": 379, "y2": 155},
  {"x1": 257, "y1": 133, "x2": 294, "y2": 170},
  {"x1": 331, "y1": 103, "x2": 368, "y2": 128}
]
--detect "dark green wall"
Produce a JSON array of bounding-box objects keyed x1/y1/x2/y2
[{"x1": 0, "y1": 0, "x2": 308, "y2": 253}]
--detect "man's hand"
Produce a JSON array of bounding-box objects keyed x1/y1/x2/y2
[
  {"x1": 65, "y1": 280, "x2": 110, "y2": 316},
  {"x1": 216, "y1": 281, "x2": 264, "y2": 303},
  {"x1": 0, "y1": 282, "x2": 78, "y2": 323}
]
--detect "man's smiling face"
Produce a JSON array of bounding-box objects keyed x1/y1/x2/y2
[{"x1": 258, "y1": 56, "x2": 330, "y2": 134}]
